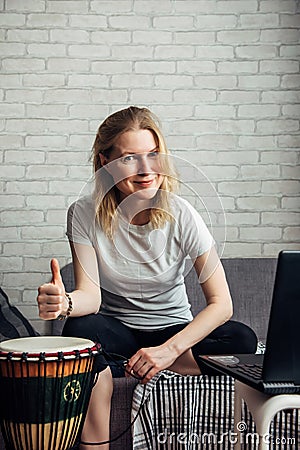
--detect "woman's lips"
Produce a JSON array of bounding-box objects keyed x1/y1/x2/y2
[{"x1": 134, "y1": 179, "x2": 155, "y2": 187}]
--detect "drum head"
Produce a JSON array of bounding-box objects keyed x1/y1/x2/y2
[{"x1": 0, "y1": 336, "x2": 95, "y2": 353}]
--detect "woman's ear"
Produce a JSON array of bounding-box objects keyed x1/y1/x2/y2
[
  {"x1": 99, "y1": 153, "x2": 108, "y2": 166},
  {"x1": 99, "y1": 152, "x2": 114, "y2": 178}
]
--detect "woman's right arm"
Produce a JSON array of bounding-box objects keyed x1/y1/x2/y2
[{"x1": 37, "y1": 241, "x2": 101, "y2": 320}]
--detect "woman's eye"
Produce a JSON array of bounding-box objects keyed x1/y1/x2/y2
[
  {"x1": 148, "y1": 151, "x2": 159, "y2": 158},
  {"x1": 121, "y1": 155, "x2": 136, "y2": 164}
]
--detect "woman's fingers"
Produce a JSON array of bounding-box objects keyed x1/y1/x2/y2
[{"x1": 37, "y1": 282, "x2": 66, "y2": 320}]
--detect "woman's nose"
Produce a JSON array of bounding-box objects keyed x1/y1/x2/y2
[{"x1": 137, "y1": 154, "x2": 152, "y2": 174}]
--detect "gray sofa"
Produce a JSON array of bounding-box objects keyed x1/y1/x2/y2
[{"x1": 0, "y1": 257, "x2": 278, "y2": 450}]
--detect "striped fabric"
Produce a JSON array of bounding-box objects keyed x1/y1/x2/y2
[
  {"x1": 131, "y1": 371, "x2": 300, "y2": 450},
  {"x1": 132, "y1": 371, "x2": 235, "y2": 450}
]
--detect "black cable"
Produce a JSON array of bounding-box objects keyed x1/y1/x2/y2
[
  {"x1": 80, "y1": 349, "x2": 148, "y2": 446},
  {"x1": 100, "y1": 348, "x2": 145, "y2": 381}
]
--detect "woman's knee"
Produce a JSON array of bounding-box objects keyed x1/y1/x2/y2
[
  {"x1": 222, "y1": 320, "x2": 258, "y2": 353},
  {"x1": 62, "y1": 313, "x2": 138, "y2": 357},
  {"x1": 62, "y1": 314, "x2": 99, "y2": 341},
  {"x1": 194, "y1": 320, "x2": 258, "y2": 356}
]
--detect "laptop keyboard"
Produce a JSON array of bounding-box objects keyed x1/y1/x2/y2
[{"x1": 232, "y1": 363, "x2": 263, "y2": 380}]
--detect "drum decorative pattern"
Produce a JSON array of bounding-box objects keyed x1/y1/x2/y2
[{"x1": 0, "y1": 338, "x2": 101, "y2": 450}]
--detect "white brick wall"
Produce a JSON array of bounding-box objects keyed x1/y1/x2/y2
[{"x1": 0, "y1": 0, "x2": 300, "y2": 332}]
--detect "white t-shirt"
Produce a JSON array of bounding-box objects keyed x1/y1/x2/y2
[{"x1": 67, "y1": 194, "x2": 214, "y2": 330}]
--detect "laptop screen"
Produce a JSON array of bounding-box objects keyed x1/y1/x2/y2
[{"x1": 262, "y1": 251, "x2": 300, "y2": 384}]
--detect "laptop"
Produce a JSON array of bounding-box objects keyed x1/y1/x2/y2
[{"x1": 198, "y1": 250, "x2": 300, "y2": 395}]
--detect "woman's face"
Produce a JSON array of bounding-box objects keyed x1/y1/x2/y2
[{"x1": 100, "y1": 129, "x2": 164, "y2": 201}]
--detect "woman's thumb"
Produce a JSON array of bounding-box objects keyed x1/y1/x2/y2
[{"x1": 50, "y1": 258, "x2": 63, "y2": 286}]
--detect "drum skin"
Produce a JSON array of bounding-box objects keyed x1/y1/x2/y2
[{"x1": 0, "y1": 337, "x2": 101, "y2": 450}]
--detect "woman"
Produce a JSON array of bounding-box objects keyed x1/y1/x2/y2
[{"x1": 37, "y1": 106, "x2": 257, "y2": 449}]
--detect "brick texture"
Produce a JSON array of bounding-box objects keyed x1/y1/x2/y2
[{"x1": 0, "y1": 0, "x2": 300, "y2": 331}]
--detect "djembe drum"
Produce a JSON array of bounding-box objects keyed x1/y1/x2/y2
[{"x1": 0, "y1": 336, "x2": 101, "y2": 450}]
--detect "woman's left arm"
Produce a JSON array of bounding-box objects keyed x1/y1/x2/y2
[
  {"x1": 126, "y1": 246, "x2": 233, "y2": 381},
  {"x1": 166, "y1": 246, "x2": 233, "y2": 355}
]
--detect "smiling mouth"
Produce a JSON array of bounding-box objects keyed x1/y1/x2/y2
[{"x1": 134, "y1": 179, "x2": 155, "y2": 187}]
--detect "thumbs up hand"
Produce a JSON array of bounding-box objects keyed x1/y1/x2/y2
[
  {"x1": 50, "y1": 258, "x2": 64, "y2": 288},
  {"x1": 37, "y1": 258, "x2": 68, "y2": 321}
]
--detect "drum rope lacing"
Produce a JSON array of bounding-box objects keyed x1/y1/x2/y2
[
  {"x1": 1, "y1": 344, "x2": 147, "y2": 448},
  {"x1": 0, "y1": 344, "x2": 100, "y2": 450}
]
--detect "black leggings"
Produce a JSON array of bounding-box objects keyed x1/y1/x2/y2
[{"x1": 63, "y1": 314, "x2": 257, "y2": 377}]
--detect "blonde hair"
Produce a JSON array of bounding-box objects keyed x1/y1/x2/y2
[{"x1": 92, "y1": 106, "x2": 178, "y2": 238}]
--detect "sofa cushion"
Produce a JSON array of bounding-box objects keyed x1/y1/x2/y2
[{"x1": 0, "y1": 287, "x2": 38, "y2": 342}]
